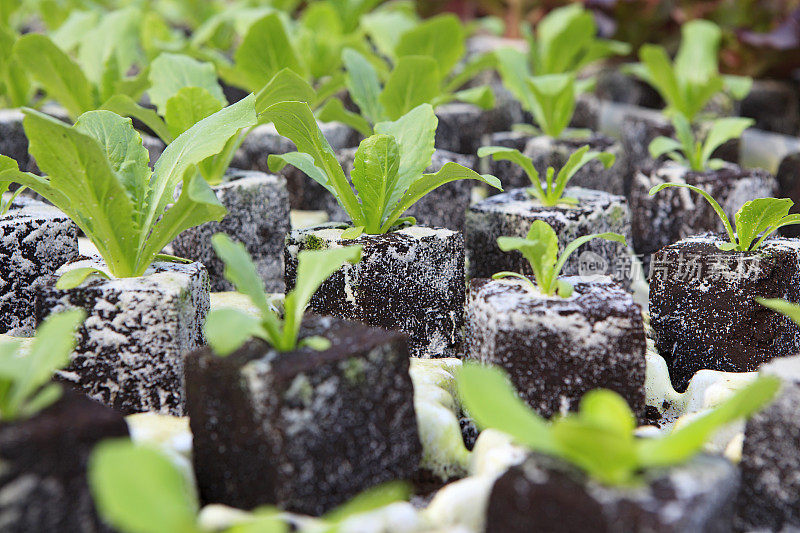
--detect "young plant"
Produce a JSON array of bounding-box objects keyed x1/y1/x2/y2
[
  {"x1": 102, "y1": 53, "x2": 314, "y2": 185},
  {"x1": 494, "y1": 220, "x2": 626, "y2": 297},
  {"x1": 478, "y1": 144, "x2": 615, "y2": 206},
  {"x1": 648, "y1": 113, "x2": 753, "y2": 172},
  {"x1": 205, "y1": 233, "x2": 362, "y2": 355},
  {"x1": 89, "y1": 438, "x2": 409, "y2": 533},
  {"x1": 458, "y1": 363, "x2": 779, "y2": 486},
  {"x1": 266, "y1": 102, "x2": 502, "y2": 235},
  {"x1": 2, "y1": 97, "x2": 258, "y2": 284},
  {"x1": 649, "y1": 186, "x2": 800, "y2": 251},
  {"x1": 318, "y1": 14, "x2": 496, "y2": 135},
  {"x1": 0, "y1": 309, "x2": 85, "y2": 422},
  {"x1": 10, "y1": 8, "x2": 150, "y2": 119},
  {"x1": 630, "y1": 19, "x2": 752, "y2": 122}
]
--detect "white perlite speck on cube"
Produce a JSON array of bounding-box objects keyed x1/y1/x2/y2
[
  {"x1": 0, "y1": 198, "x2": 79, "y2": 336},
  {"x1": 35, "y1": 258, "x2": 210, "y2": 416}
]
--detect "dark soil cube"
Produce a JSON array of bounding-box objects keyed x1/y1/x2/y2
[
  {"x1": 35, "y1": 258, "x2": 210, "y2": 415},
  {"x1": 294, "y1": 149, "x2": 477, "y2": 231},
  {"x1": 777, "y1": 152, "x2": 800, "y2": 238},
  {"x1": 466, "y1": 276, "x2": 646, "y2": 418},
  {"x1": 737, "y1": 355, "x2": 800, "y2": 531},
  {"x1": 594, "y1": 69, "x2": 665, "y2": 109},
  {"x1": 465, "y1": 187, "x2": 635, "y2": 289},
  {"x1": 185, "y1": 315, "x2": 421, "y2": 516},
  {"x1": 649, "y1": 234, "x2": 800, "y2": 391},
  {"x1": 0, "y1": 390, "x2": 128, "y2": 532},
  {"x1": 285, "y1": 224, "x2": 466, "y2": 358},
  {"x1": 483, "y1": 131, "x2": 531, "y2": 195},
  {"x1": 487, "y1": 452, "x2": 739, "y2": 532},
  {"x1": 0, "y1": 199, "x2": 79, "y2": 336},
  {"x1": 739, "y1": 79, "x2": 800, "y2": 136},
  {"x1": 171, "y1": 170, "x2": 290, "y2": 292},
  {"x1": 629, "y1": 161, "x2": 777, "y2": 259},
  {"x1": 434, "y1": 102, "x2": 486, "y2": 154},
  {"x1": 0, "y1": 109, "x2": 30, "y2": 173}
]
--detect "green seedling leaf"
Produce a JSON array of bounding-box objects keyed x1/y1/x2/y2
[
  {"x1": 89, "y1": 440, "x2": 200, "y2": 533},
  {"x1": 351, "y1": 134, "x2": 400, "y2": 233},
  {"x1": 342, "y1": 48, "x2": 384, "y2": 125},
  {"x1": 379, "y1": 56, "x2": 441, "y2": 121},
  {"x1": 56, "y1": 267, "x2": 110, "y2": 290},
  {"x1": 527, "y1": 73, "x2": 576, "y2": 138},
  {"x1": 211, "y1": 233, "x2": 272, "y2": 317},
  {"x1": 699, "y1": 117, "x2": 753, "y2": 168},
  {"x1": 395, "y1": 14, "x2": 464, "y2": 76},
  {"x1": 322, "y1": 481, "x2": 411, "y2": 527},
  {"x1": 757, "y1": 298, "x2": 800, "y2": 325},
  {"x1": 232, "y1": 13, "x2": 303, "y2": 93},
  {"x1": 478, "y1": 145, "x2": 543, "y2": 198},
  {"x1": 164, "y1": 86, "x2": 224, "y2": 138},
  {"x1": 148, "y1": 53, "x2": 226, "y2": 116},
  {"x1": 299, "y1": 336, "x2": 332, "y2": 351},
  {"x1": 205, "y1": 308, "x2": 266, "y2": 356},
  {"x1": 255, "y1": 68, "x2": 316, "y2": 116},
  {"x1": 648, "y1": 136, "x2": 683, "y2": 160},
  {"x1": 340, "y1": 225, "x2": 365, "y2": 240},
  {"x1": 548, "y1": 145, "x2": 614, "y2": 204},
  {"x1": 734, "y1": 198, "x2": 792, "y2": 251},
  {"x1": 317, "y1": 98, "x2": 373, "y2": 137},
  {"x1": 100, "y1": 94, "x2": 174, "y2": 144},
  {"x1": 450, "y1": 85, "x2": 495, "y2": 109},
  {"x1": 649, "y1": 182, "x2": 736, "y2": 246},
  {"x1": 268, "y1": 152, "x2": 337, "y2": 197}
]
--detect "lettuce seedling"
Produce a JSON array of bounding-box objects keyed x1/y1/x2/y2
[
  {"x1": 494, "y1": 220, "x2": 626, "y2": 297},
  {"x1": 102, "y1": 53, "x2": 314, "y2": 185},
  {"x1": 630, "y1": 19, "x2": 752, "y2": 122},
  {"x1": 267, "y1": 102, "x2": 502, "y2": 235},
  {"x1": 0, "y1": 309, "x2": 85, "y2": 422},
  {"x1": 1, "y1": 97, "x2": 257, "y2": 284},
  {"x1": 649, "y1": 186, "x2": 800, "y2": 251},
  {"x1": 205, "y1": 233, "x2": 362, "y2": 355},
  {"x1": 478, "y1": 144, "x2": 615, "y2": 206},
  {"x1": 10, "y1": 9, "x2": 150, "y2": 120},
  {"x1": 648, "y1": 113, "x2": 753, "y2": 172},
  {"x1": 458, "y1": 363, "x2": 779, "y2": 485},
  {"x1": 89, "y1": 438, "x2": 409, "y2": 533}
]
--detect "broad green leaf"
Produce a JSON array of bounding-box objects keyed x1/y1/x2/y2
[
  {"x1": 342, "y1": 48, "x2": 384, "y2": 125},
  {"x1": 675, "y1": 20, "x2": 720, "y2": 89},
  {"x1": 554, "y1": 232, "x2": 626, "y2": 280},
  {"x1": 757, "y1": 298, "x2": 800, "y2": 325},
  {"x1": 282, "y1": 246, "x2": 362, "y2": 349},
  {"x1": 443, "y1": 51, "x2": 496, "y2": 93},
  {"x1": 89, "y1": 440, "x2": 200, "y2": 533},
  {"x1": 22, "y1": 109, "x2": 139, "y2": 277},
  {"x1": 528, "y1": 73, "x2": 575, "y2": 138},
  {"x1": 164, "y1": 87, "x2": 224, "y2": 138},
  {"x1": 457, "y1": 363, "x2": 556, "y2": 453},
  {"x1": 100, "y1": 94, "x2": 174, "y2": 144},
  {"x1": 264, "y1": 101, "x2": 363, "y2": 224},
  {"x1": 637, "y1": 376, "x2": 779, "y2": 468},
  {"x1": 340, "y1": 225, "x2": 365, "y2": 240},
  {"x1": 534, "y1": 4, "x2": 595, "y2": 75},
  {"x1": 395, "y1": 14, "x2": 465, "y2": 76},
  {"x1": 254, "y1": 68, "x2": 316, "y2": 116},
  {"x1": 700, "y1": 117, "x2": 753, "y2": 169},
  {"x1": 380, "y1": 162, "x2": 501, "y2": 232},
  {"x1": 14, "y1": 34, "x2": 95, "y2": 118},
  {"x1": 210, "y1": 234, "x2": 273, "y2": 316},
  {"x1": 148, "y1": 53, "x2": 226, "y2": 115},
  {"x1": 233, "y1": 13, "x2": 303, "y2": 93},
  {"x1": 495, "y1": 47, "x2": 537, "y2": 114},
  {"x1": 205, "y1": 308, "x2": 266, "y2": 356},
  {"x1": 361, "y1": 10, "x2": 418, "y2": 60},
  {"x1": 498, "y1": 220, "x2": 559, "y2": 294},
  {"x1": 649, "y1": 183, "x2": 736, "y2": 246},
  {"x1": 638, "y1": 44, "x2": 682, "y2": 117},
  {"x1": 322, "y1": 482, "x2": 411, "y2": 525},
  {"x1": 378, "y1": 56, "x2": 441, "y2": 121},
  {"x1": 374, "y1": 104, "x2": 437, "y2": 209},
  {"x1": 268, "y1": 152, "x2": 336, "y2": 197},
  {"x1": 138, "y1": 172, "x2": 227, "y2": 274},
  {"x1": 56, "y1": 267, "x2": 110, "y2": 290},
  {"x1": 577, "y1": 389, "x2": 636, "y2": 436},
  {"x1": 144, "y1": 94, "x2": 258, "y2": 246},
  {"x1": 351, "y1": 134, "x2": 401, "y2": 232},
  {"x1": 477, "y1": 146, "x2": 542, "y2": 198},
  {"x1": 734, "y1": 198, "x2": 792, "y2": 251},
  {"x1": 723, "y1": 75, "x2": 753, "y2": 100},
  {"x1": 50, "y1": 9, "x2": 99, "y2": 51},
  {"x1": 451, "y1": 86, "x2": 495, "y2": 109},
  {"x1": 648, "y1": 136, "x2": 683, "y2": 160},
  {"x1": 76, "y1": 7, "x2": 141, "y2": 85},
  {"x1": 317, "y1": 98, "x2": 373, "y2": 138}
]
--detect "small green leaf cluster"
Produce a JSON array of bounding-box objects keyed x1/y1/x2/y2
[
  {"x1": 495, "y1": 4, "x2": 629, "y2": 139},
  {"x1": 7, "y1": 7, "x2": 151, "y2": 119},
  {"x1": 267, "y1": 102, "x2": 502, "y2": 235},
  {"x1": 494, "y1": 220, "x2": 626, "y2": 297},
  {"x1": 318, "y1": 14, "x2": 496, "y2": 136},
  {"x1": 1, "y1": 97, "x2": 258, "y2": 281},
  {"x1": 649, "y1": 113, "x2": 753, "y2": 172},
  {"x1": 478, "y1": 144, "x2": 615, "y2": 206},
  {"x1": 458, "y1": 363, "x2": 779, "y2": 486},
  {"x1": 631, "y1": 19, "x2": 752, "y2": 122},
  {"x1": 205, "y1": 233, "x2": 362, "y2": 355},
  {"x1": 649, "y1": 185, "x2": 800, "y2": 251},
  {"x1": 0, "y1": 309, "x2": 85, "y2": 422},
  {"x1": 89, "y1": 438, "x2": 409, "y2": 533}
]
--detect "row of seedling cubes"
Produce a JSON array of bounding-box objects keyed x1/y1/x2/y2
[{"x1": 0, "y1": 3, "x2": 799, "y2": 532}]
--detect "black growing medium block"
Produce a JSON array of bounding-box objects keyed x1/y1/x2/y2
[
  {"x1": 0, "y1": 109, "x2": 30, "y2": 173},
  {"x1": 649, "y1": 234, "x2": 800, "y2": 392},
  {"x1": 466, "y1": 276, "x2": 646, "y2": 419},
  {"x1": 0, "y1": 197, "x2": 79, "y2": 336},
  {"x1": 285, "y1": 224, "x2": 465, "y2": 358},
  {"x1": 486, "y1": 452, "x2": 739, "y2": 533},
  {"x1": 35, "y1": 258, "x2": 210, "y2": 415},
  {"x1": 186, "y1": 315, "x2": 421, "y2": 516},
  {"x1": 738, "y1": 79, "x2": 800, "y2": 136},
  {"x1": 737, "y1": 355, "x2": 800, "y2": 531},
  {"x1": 171, "y1": 170, "x2": 290, "y2": 292},
  {"x1": 465, "y1": 187, "x2": 635, "y2": 289},
  {"x1": 0, "y1": 390, "x2": 129, "y2": 532},
  {"x1": 484, "y1": 131, "x2": 627, "y2": 197},
  {"x1": 629, "y1": 161, "x2": 777, "y2": 261},
  {"x1": 434, "y1": 102, "x2": 486, "y2": 155}
]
